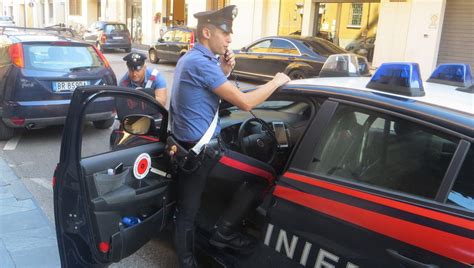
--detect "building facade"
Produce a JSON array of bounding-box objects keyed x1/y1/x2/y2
[{"x1": 2, "y1": 0, "x2": 471, "y2": 80}]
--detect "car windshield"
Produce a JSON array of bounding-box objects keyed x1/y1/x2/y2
[
  {"x1": 304, "y1": 39, "x2": 346, "y2": 56},
  {"x1": 104, "y1": 24, "x2": 127, "y2": 33},
  {"x1": 23, "y1": 44, "x2": 104, "y2": 72}
]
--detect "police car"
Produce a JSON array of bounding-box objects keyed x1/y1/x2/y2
[{"x1": 53, "y1": 56, "x2": 473, "y2": 267}]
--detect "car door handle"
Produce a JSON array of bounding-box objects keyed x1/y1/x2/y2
[
  {"x1": 287, "y1": 56, "x2": 296, "y2": 60},
  {"x1": 257, "y1": 55, "x2": 264, "y2": 59},
  {"x1": 386, "y1": 249, "x2": 439, "y2": 268}
]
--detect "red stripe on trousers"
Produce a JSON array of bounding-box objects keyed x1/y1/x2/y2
[{"x1": 219, "y1": 156, "x2": 275, "y2": 183}]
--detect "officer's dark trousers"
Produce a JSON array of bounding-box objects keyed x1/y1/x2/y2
[{"x1": 175, "y1": 145, "x2": 275, "y2": 267}]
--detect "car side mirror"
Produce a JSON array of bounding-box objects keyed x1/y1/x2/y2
[
  {"x1": 241, "y1": 47, "x2": 247, "y2": 52},
  {"x1": 122, "y1": 115, "x2": 155, "y2": 135},
  {"x1": 158, "y1": 38, "x2": 164, "y2": 42}
]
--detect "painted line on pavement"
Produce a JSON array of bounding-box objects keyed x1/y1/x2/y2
[
  {"x1": 30, "y1": 178, "x2": 53, "y2": 191},
  {"x1": 3, "y1": 134, "x2": 22, "y2": 151}
]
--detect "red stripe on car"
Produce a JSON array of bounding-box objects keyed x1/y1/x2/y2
[
  {"x1": 284, "y1": 171, "x2": 473, "y2": 230},
  {"x1": 274, "y1": 185, "x2": 474, "y2": 264}
]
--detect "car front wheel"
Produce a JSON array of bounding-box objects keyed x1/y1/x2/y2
[
  {"x1": 149, "y1": 49, "x2": 159, "y2": 63},
  {"x1": 288, "y1": 69, "x2": 307, "y2": 80},
  {"x1": 93, "y1": 118, "x2": 114, "y2": 129}
]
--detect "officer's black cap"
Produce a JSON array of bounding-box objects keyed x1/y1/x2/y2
[
  {"x1": 194, "y1": 5, "x2": 238, "y2": 33},
  {"x1": 123, "y1": 52, "x2": 147, "y2": 71}
]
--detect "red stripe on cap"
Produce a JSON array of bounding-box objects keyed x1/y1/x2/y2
[
  {"x1": 274, "y1": 185, "x2": 474, "y2": 264},
  {"x1": 284, "y1": 172, "x2": 473, "y2": 231},
  {"x1": 219, "y1": 156, "x2": 274, "y2": 183}
]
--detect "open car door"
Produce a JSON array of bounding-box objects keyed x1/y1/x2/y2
[{"x1": 53, "y1": 86, "x2": 174, "y2": 267}]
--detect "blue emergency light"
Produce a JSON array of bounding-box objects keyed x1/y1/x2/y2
[
  {"x1": 366, "y1": 63, "x2": 425, "y2": 97},
  {"x1": 427, "y1": 63, "x2": 472, "y2": 87}
]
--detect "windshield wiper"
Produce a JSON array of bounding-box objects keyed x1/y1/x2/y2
[{"x1": 69, "y1": 65, "x2": 101, "y2": 71}]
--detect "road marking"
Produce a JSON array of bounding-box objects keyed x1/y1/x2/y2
[
  {"x1": 30, "y1": 178, "x2": 53, "y2": 191},
  {"x1": 3, "y1": 134, "x2": 21, "y2": 151}
]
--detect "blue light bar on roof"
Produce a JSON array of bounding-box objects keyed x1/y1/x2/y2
[
  {"x1": 366, "y1": 63, "x2": 425, "y2": 97},
  {"x1": 427, "y1": 63, "x2": 472, "y2": 87}
]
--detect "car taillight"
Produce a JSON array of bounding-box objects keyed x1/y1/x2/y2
[
  {"x1": 100, "y1": 33, "x2": 107, "y2": 43},
  {"x1": 10, "y1": 116, "x2": 25, "y2": 126},
  {"x1": 8, "y1": 43, "x2": 24, "y2": 68},
  {"x1": 190, "y1": 31, "x2": 195, "y2": 49},
  {"x1": 92, "y1": 45, "x2": 111, "y2": 69}
]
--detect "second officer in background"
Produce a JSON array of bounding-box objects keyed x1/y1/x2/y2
[{"x1": 120, "y1": 52, "x2": 167, "y2": 106}]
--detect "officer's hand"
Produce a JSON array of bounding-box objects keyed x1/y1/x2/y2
[
  {"x1": 220, "y1": 50, "x2": 235, "y2": 76},
  {"x1": 271, "y1": 72, "x2": 291, "y2": 87}
]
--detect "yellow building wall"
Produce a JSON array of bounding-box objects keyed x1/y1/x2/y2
[
  {"x1": 319, "y1": 3, "x2": 379, "y2": 47},
  {"x1": 278, "y1": 0, "x2": 304, "y2": 35}
]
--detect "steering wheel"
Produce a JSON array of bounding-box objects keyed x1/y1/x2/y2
[{"x1": 238, "y1": 117, "x2": 277, "y2": 164}]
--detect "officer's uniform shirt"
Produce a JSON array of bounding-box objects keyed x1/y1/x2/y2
[
  {"x1": 171, "y1": 43, "x2": 227, "y2": 142},
  {"x1": 119, "y1": 68, "x2": 167, "y2": 90}
]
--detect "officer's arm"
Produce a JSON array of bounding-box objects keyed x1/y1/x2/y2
[
  {"x1": 213, "y1": 73, "x2": 290, "y2": 111},
  {"x1": 154, "y1": 88, "x2": 167, "y2": 107}
]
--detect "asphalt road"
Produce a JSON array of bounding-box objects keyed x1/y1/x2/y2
[{"x1": 0, "y1": 49, "x2": 257, "y2": 267}]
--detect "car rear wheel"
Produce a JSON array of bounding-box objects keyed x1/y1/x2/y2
[
  {"x1": 289, "y1": 69, "x2": 307, "y2": 80},
  {"x1": 0, "y1": 120, "x2": 15, "y2": 140},
  {"x1": 93, "y1": 118, "x2": 114, "y2": 129},
  {"x1": 149, "y1": 49, "x2": 159, "y2": 63}
]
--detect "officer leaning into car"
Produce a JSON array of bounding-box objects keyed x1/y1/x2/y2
[
  {"x1": 120, "y1": 52, "x2": 167, "y2": 106},
  {"x1": 169, "y1": 5, "x2": 290, "y2": 268}
]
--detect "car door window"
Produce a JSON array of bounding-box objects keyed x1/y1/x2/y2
[
  {"x1": 306, "y1": 104, "x2": 458, "y2": 199},
  {"x1": 270, "y1": 39, "x2": 299, "y2": 55},
  {"x1": 174, "y1": 30, "x2": 188, "y2": 42},
  {"x1": 81, "y1": 94, "x2": 164, "y2": 158},
  {"x1": 448, "y1": 148, "x2": 473, "y2": 211},
  {"x1": 162, "y1": 30, "x2": 175, "y2": 42},
  {"x1": 248, "y1": 40, "x2": 272, "y2": 53}
]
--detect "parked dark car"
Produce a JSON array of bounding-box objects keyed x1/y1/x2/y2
[
  {"x1": 233, "y1": 36, "x2": 346, "y2": 81},
  {"x1": 83, "y1": 21, "x2": 131, "y2": 53},
  {"x1": 0, "y1": 16, "x2": 15, "y2": 26},
  {"x1": 53, "y1": 62, "x2": 473, "y2": 267},
  {"x1": 148, "y1": 27, "x2": 195, "y2": 63},
  {"x1": 0, "y1": 27, "x2": 117, "y2": 140},
  {"x1": 345, "y1": 36, "x2": 376, "y2": 62}
]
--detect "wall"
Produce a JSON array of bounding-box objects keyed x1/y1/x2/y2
[
  {"x1": 278, "y1": 0, "x2": 304, "y2": 35},
  {"x1": 373, "y1": 0, "x2": 446, "y2": 79}
]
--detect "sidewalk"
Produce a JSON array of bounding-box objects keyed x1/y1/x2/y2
[{"x1": 0, "y1": 158, "x2": 60, "y2": 268}]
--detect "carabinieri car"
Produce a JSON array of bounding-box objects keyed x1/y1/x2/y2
[{"x1": 53, "y1": 59, "x2": 473, "y2": 267}]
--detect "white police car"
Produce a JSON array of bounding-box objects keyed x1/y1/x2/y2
[{"x1": 53, "y1": 57, "x2": 473, "y2": 267}]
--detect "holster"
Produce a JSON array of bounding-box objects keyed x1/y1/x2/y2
[{"x1": 166, "y1": 136, "x2": 222, "y2": 174}]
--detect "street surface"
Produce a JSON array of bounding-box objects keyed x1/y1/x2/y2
[{"x1": 0, "y1": 49, "x2": 257, "y2": 267}]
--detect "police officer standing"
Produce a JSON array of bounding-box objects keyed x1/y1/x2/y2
[
  {"x1": 120, "y1": 52, "x2": 167, "y2": 106},
  {"x1": 169, "y1": 5, "x2": 290, "y2": 268}
]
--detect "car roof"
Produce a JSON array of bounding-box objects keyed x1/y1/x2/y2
[
  {"x1": 169, "y1": 26, "x2": 195, "y2": 32},
  {"x1": 97, "y1": 21, "x2": 126, "y2": 25},
  {"x1": 286, "y1": 77, "x2": 473, "y2": 136}
]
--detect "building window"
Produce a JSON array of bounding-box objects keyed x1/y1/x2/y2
[
  {"x1": 349, "y1": 3, "x2": 363, "y2": 27},
  {"x1": 69, "y1": 0, "x2": 82, "y2": 16},
  {"x1": 49, "y1": 0, "x2": 54, "y2": 19}
]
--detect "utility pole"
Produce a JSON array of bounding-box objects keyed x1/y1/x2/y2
[{"x1": 24, "y1": 0, "x2": 27, "y2": 27}]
